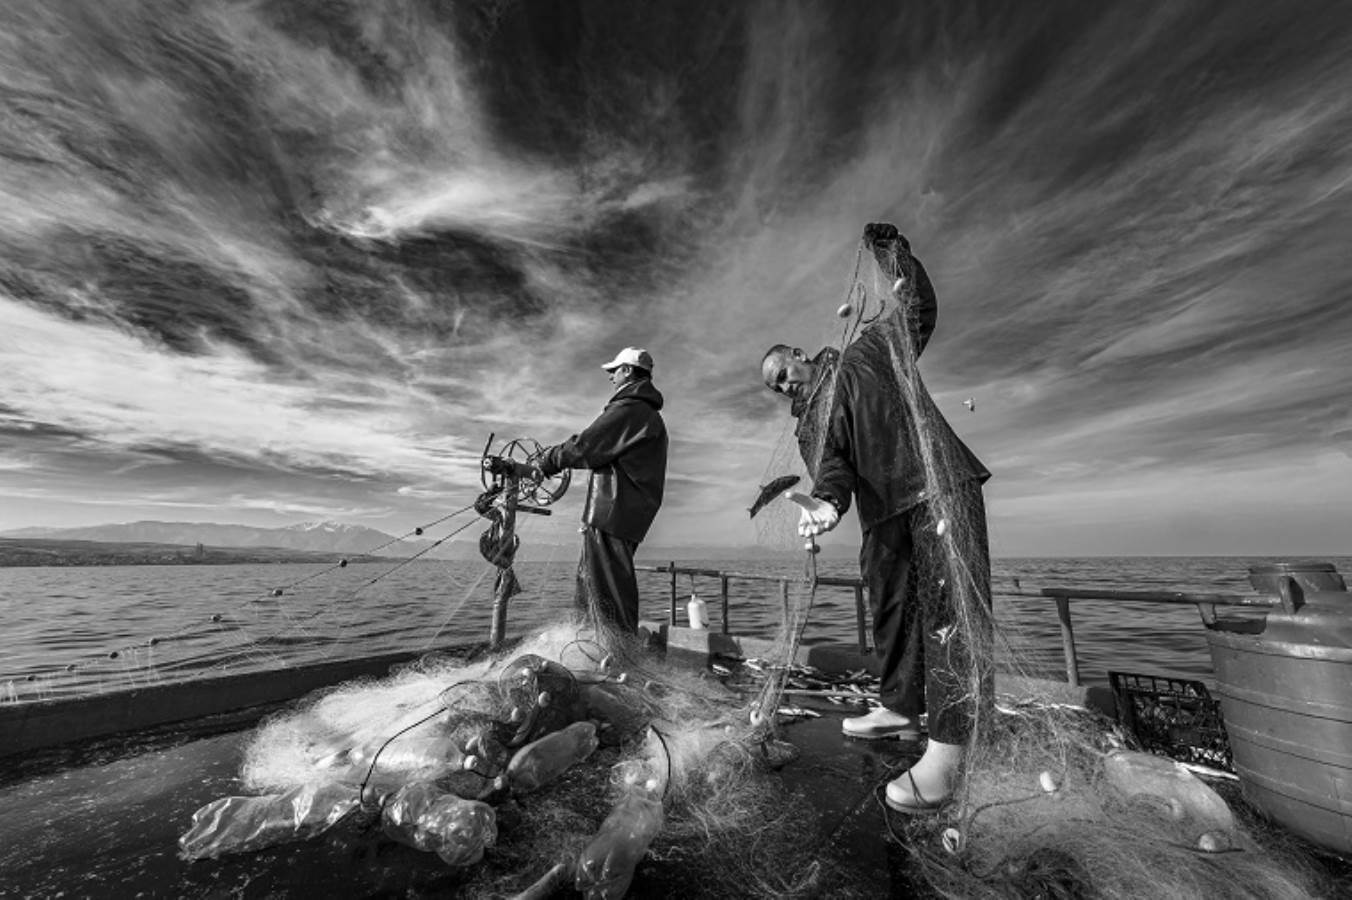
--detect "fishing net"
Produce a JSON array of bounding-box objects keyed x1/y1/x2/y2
[
  {"x1": 751, "y1": 234, "x2": 1333, "y2": 899},
  {"x1": 178, "y1": 618, "x2": 871, "y2": 898}
]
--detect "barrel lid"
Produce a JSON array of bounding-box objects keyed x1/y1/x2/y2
[
  {"x1": 1246, "y1": 561, "x2": 1346, "y2": 596},
  {"x1": 1217, "y1": 589, "x2": 1352, "y2": 649}
]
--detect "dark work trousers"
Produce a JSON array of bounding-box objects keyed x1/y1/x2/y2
[
  {"x1": 860, "y1": 482, "x2": 992, "y2": 745},
  {"x1": 574, "y1": 526, "x2": 640, "y2": 634}
]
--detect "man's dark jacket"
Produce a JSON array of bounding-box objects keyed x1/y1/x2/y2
[
  {"x1": 810, "y1": 247, "x2": 990, "y2": 531},
  {"x1": 538, "y1": 379, "x2": 667, "y2": 544}
]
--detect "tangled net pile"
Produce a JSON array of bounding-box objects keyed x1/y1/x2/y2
[
  {"x1": 756, "y1": 234, "x2": 1335, "y2": 899},
  {"x1": 178, "y1": 621, "x2": 869, "y2": 898}
]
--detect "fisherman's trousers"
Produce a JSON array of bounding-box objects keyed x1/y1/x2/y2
[
  {"x1": 574, "y1": 525, "x2": 640, "y2": 634},
  {"x1": 860, "y1": 481, "x2": 993, "y2": 745}
]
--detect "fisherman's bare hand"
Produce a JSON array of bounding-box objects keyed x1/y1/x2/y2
[{"x1": 785, "y1": 492, "x2": 840, "y2": 537}]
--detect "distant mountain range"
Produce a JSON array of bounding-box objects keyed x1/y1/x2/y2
[
  {"x1": 0, "y1": 520, "x2": 426, "y2": 557},
  {"x1": 0, "y1": 520, "x2": 810, "y2": 562}
]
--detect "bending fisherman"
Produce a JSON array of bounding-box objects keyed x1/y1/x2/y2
[{"x1": 760, "y1": 224, "x2": 992, "y2": 812}]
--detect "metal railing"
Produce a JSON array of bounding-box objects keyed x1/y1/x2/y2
[
  {"x1": 637, "y1": 564, "x2": 1287, "y2": 687},
  {"x1": 1009, "y1": 580, "x2": 1281, "y2": 686},
  {"x1": 636, "y1": 563, "x2": 870, "y2": 655}
]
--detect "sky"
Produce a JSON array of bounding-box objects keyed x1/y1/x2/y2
[{"x1": 2, "y1": 0, "x2": 1351, "y2": 558}]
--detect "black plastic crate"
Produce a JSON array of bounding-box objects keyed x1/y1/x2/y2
[{"x1": 1108, "y1": 671, "x2": 1233, "y2": 772}]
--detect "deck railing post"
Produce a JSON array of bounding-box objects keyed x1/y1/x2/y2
[
  {"x1": 669, "y1": 562, "x2": 677, "y2": 626},
  {"x1": 720, "y1": 576, "x2": 730, "y2": 634},
  {"x1": 854, "y1": 585, "x2": 868, "y2": 655},
  {"x1": 780, "y1": 579, "x2": 790, "y2": 625},
  {"x1": 1054, "y1": 596, "x2": 1081, "y2": 687}
]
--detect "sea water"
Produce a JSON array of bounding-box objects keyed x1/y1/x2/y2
[{"x1": 4, "y1": 555, "x2": 1348, "y2": 702}]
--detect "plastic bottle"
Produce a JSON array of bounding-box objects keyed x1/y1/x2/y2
[
  {"x1": 686, "y1": 592, "x2": 708, "y2": 630},
  {"x1": 575, "y1": 789, "x2": 664, "y2": 900},
  {"x1": 584, "y1": 682, "x2": 647, "y2": 746},
  {"x1": 506, "y1": 721, "x2": 599, "y2": 793},
  {"x1": 381, "y1": 781, "x2": 497, "y2": 867},
  {"x1": 178, "y1": 782, "x2": 361, "y2": 860}
]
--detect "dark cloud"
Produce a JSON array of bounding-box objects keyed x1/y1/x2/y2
[{"x1": 13, "y1": 231, "x2": 272, "y2": 358}]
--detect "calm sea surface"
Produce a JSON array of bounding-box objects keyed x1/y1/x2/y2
[{"x1": 3, "y1": 555, "x2": 1349, "y2": 702}]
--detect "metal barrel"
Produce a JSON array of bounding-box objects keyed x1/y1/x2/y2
[{"x1": 1205, "y1": 562, "x2": 1352, "y2": 855}]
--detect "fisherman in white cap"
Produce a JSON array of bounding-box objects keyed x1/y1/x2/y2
[{"x1": 536, "y1": 347, "x2": 668, "y2": 635}]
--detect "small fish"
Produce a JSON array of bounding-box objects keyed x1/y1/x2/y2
[
  {"x1": 776, "y1": 707, "x2": 820, "y2": 720},
  {"x1": 748, "y1": 474, "x2": 801, "y2": 518}
]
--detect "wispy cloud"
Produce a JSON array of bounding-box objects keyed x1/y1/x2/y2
[
  {"x1": 1, "y1": 296, "x2": 482, "y2": 482},
  {"x1": 3, "y1": 1, "x2": 1351, "y2": 556}
]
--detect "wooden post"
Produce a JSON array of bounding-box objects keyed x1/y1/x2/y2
[
  {"x1": 720, "y1": 575, "x2": 730, "y2": 634},
  {"x1": 854, "y1": 584, "x2": 868, "y2": 655},
  {"x1": 488, "y1": 478, "x2": 518, "y2": 649},
  {"x1": 1054, "y1": 596, "x2": 1080, "y2": 687},
  {"x1": 780, "y1": 579, "x2": 790, "y2": 625},
  {"x1": 669, "y1": 563, "x2": 678, "y2": 625}
]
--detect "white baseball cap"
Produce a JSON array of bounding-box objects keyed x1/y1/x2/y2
[{"x1": 600, "y1": 346, "x2": 655, "y2": 372}]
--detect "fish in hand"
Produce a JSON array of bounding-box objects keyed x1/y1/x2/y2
[{"x1": 747, "y1": 474, "x2": 800, "y2": 518}]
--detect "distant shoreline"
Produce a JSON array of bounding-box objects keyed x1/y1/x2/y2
[{"x1": 0, "y1": 537, "x2": 387, "y2": 568}]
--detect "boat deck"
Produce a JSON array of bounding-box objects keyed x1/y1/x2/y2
[{"x1": 5, "y1": 618, "x2": 1348, "y2": 897}]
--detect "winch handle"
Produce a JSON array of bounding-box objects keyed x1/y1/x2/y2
[{"x1": 482, "y1": 455, "x2": 540, "y2": 481}]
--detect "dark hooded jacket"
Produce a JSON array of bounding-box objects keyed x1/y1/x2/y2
[
  {"x1": 538, "y1": 379, "x2": 667, "y2": 544},
  {"x1": 808, "y1": 249, "x2": 990, "y2": 531}
]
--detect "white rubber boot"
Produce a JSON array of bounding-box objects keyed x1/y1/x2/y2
[
  {"x1": 885, "y1": 739, "x2": 963, "y2": 813},
  {"x1": 841, "y1": 706, "x2": 922, "y2": 740}
]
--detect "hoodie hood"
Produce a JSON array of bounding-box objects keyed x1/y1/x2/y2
[
  {"x1": 610, "y1": 378, "x2": 664, "y2": 411},
  {"x1": 790, "y1": 346, "x2": 839, "y2": 420}
]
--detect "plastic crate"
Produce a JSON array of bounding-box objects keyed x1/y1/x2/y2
[{"x1": 1108, "y1": 671, "x2": 1233, "y2": 771}]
